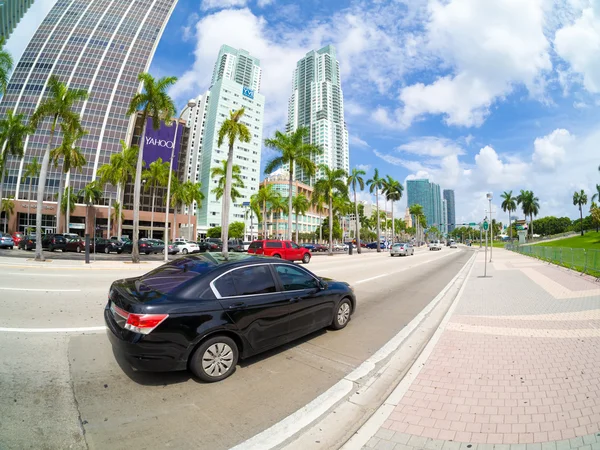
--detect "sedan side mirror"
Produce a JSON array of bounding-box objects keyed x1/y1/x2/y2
[{"x1": 318, "y1": 280, "x2": 327, "y2": 290}]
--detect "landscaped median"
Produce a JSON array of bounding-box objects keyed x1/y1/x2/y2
[{"x1": 507, "y1": 231, "x2": 600, "y2": 277}]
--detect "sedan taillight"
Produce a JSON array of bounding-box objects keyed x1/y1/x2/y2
[{"x1": 112, "y1": 303, "x2": 168, "y2": 335}]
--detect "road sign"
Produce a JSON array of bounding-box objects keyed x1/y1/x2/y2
[
  {"x1": 483, "y1": 221, "x2": 489, "y2": 231},
  {"x1": 469, "y1": 222, "x2": 476, "y2": 226}
]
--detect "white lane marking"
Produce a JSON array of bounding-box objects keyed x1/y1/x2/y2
[
  {"x1": 232, "y1": 251, "x2": 477, "y2": 450},
  {"x1": 2, "y1": 272, "x2": 75, "y2": 277},
  {"x1": 355, "y1": 274, "x2": 388, "y2": 284},
  {"x1": 0, "y1": 287, "x2": 81, "y2": 292},
  {"x1": 0, "y1": 326, "x2": 105, "y2": 333}
]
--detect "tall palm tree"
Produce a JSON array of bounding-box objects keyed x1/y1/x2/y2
[
  {"x1": 248, "y1": 192, "x2": 262, "y2": 240},
  {"x1": 0, "y1": 36, "x2": 13, "y2": 95},
  {"x1": 211, "y1": 160, "x2": 244, "y2": 202},
  {"x1": 367, "y1": 168, "x2": 384, "y2": 252},
  {"x1": 127, "y1": 72, "x2": 176, "y2": 263},
  {"x1": 50, "y1": 122, "x2": 86, "y2": 233},
  {"x1": 292, "y1": 194, "x2": 309, "y2": 243},
  {"x1": 78, "y1": 181, "x2": 103, "y2": 238},
  {"x1": 22, "y1": 157, "x2": 41, "y2": 233},
  {"x1": 97, "y1": 140, "x2": 138, "y2": 240},
  {"x1": 591, "y1": 184, "x2": 600, "y2": 204},
  {"x1": 311, "y1": 192, "x2": 327, "y2": 244},
  {"x1": 0, "y1": 110, "x2": 33, "y2": 206},
  {"x1": 181, "y1": 180, "x2": 204, "y2": 241},
  {"x1": 573, "y1": 189, "x2": 588, "y2": 236},
  {"x1": 333, "y1": 195, "x2": 352, "y2": 242},
  {"x1": 58, "y1": 187, "x2": 76, "y2": 230},
  {"x1": 141, "y1": 158, "x2": 170, "y2": 239},
  {"x1": 252, "y1": 184, "x2": 278, "y2": 239},
  {"x1": 1, "y1": 196, "x2": 14, "y2": 233},
  {"x1": 409, "y1": 204, "x2": 424, "y2": 245},
  {"x1": 384, "y1": 176, "x2": 403, "y2": 243},
  {"x1": 500, "y1": 190, "x2": 517, "y2": 240},
  {"x1": 269, "y1": 193, "x2": 287, "y2": 239},
  {"x1": 347, "y1": 168, "x2": 366, "y2": 254},
  {"x1": 30, "y1": 75, "x2": 88, "y2": 261},
  {"x1": 168, "y1": 177, "x2": 184, "y2": 241},
  {"x1": 314, "y1": 164, "x2": 348, "y2": 255},
  {"x1": 217, "y1": 108, "x2": 251, "y2": 258},
  {"x1": 517, "y1": 190, "x2": 540, "y2": 238},
  {"x1": 264, "y1": 127, "x2": 322, "y2": 240}
]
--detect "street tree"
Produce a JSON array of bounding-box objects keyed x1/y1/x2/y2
[
  {"x1": 516, "y1": 190, "x2": 540, "y2": 238},
  {"x1": 217, "y1": 108, "x2": 251, "y2": 258},
  {"x1": 347, "y1": 168, "x2": 366, "y2": 253},
  {"x1": 22, "y1": 157, "x2": 41, "y2": 233},
  {"x1": 1, "y1": 196, "x2": 14, "y2": 233},
  {"x1": 367, "y1": 168, "x2": 384, "y2": 252},
  {"x1": 181, "y1": 180, "x2": 204, "y2": 241},
  {"x1": 384, "y1": 176, "x2": 403, "y2": 243},
  {"x1": 252, "y1": 184, "x2": 277, "y2": 239},
  {"x1": 30, "y1": 75, "x2": 88, "y2": 261},
  {"x1": 142, "y1": 157, "x2": 170, "y2": 239},
  {"x1": 211, "y1": 160, "x2": 244, "y2": 202},
  {"x1": 292, "y1": 194, "x2": 309, "y2": 243},
  {"x1": 127, "y1": 72, "x2": 176, "y2": 263},
  {"x1": 500, "y1": 190, "x2": 517, "y2": 240},
  {"x1": 269, "y1": 193, "x2": 287, "y2": 240},
  {"x1": 311, "y1": 192, "x2": 327, "y2": 244},
  {"x1": 573, "y1": 189, "x2": 588, "y2": 236},
  {"x1": 78, "y1": 181, "x2": 103, "y2": 237},
  {"x1": 0, "y1": 37, "x2": 13, "y2": 95},
  {"x1": 314, "y1": 164, "x2": 348, "y2": 255}
]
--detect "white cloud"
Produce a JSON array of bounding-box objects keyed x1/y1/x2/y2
[
  {"x1": 355, "y1": 164, "x2": 371, "y2": 172},
  {"x1": 398, "y1": 0, "x2": 552, "y2": 127},
  {"x1": 554, "y1": 3, "x2": 600, "y2": 93},
  {"x1": 201, "y1": 0, "x2": 248, "y2": 11},
  {"x1": 5, "y1": 0, "x2": 57, "y2": 66},
  {"x1": 532, "y1": 128, "x2": 574, "y2": 170},
  {"x1": 397, "y1": 136, "x2": 465, "y2": 157},
  {"x1": 256, "y1": 0, "x2": 275, "y2": 7},
  {"x1": 349, "y1": 134, "x2": 369, "y2": 148}
]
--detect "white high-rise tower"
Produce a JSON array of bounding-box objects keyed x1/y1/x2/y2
[{"x1": 286, "y1": 45, "x2": 349, "y2": 184}]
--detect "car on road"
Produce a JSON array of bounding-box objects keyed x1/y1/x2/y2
[
  {"x1": 227, "y1": 239, "x2": 245, "y2": 252},
  {"x1": 64, "y1": 237, "x2": 85, "y2": 253},
  {"x1": 450, "y1": 240, "x2": 457, "y2": 248},
  {"x1": 0, "y1": 233, "x2": 14, "y2": 249},
  {"x1": 390, "y1": 242, "x2": 414, "y2": 257},
  {"x1": 312, "y1": 243, "x2": 328, "y2": 252},
  {"x1": 301, "y1": 243, "x2": 316, "y2": 251},
  {"x1": 105, "y1": 253, "x2": 356, "y2": 382},
  {"x1": 147, "y1": 239, "x2": 165, "y2": 254},
  {"x1": 11, "y1": 232, "x2": 24, "y2": 247},
  {"x1": 247, "y1": 239, "x2": 312, "y2": 263},
  {"x1": 172, "y1": 240, "x2": 199, "y2": 255},
  {"x1": 366, "y1": 242, "x2": 386, "y2": 250},
  {"x1": 165, "y1": 243, "x2": 181, "y2": 255},
  {"x1": 429, "y1": 240, "x2": 443, "y2": 251},
  {"x1": 18, "y1": 235, "x2": 36, "y2": 250},
  {"x1": 93, "y1": 238, "x2": 123, "y2": 254},
  {"x1": 42, "y1": 233, "x2": 68, "y2": 252}
]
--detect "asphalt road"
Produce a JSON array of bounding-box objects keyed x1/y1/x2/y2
[{"x1": 0, "y1": 246, "x2": 473, "y2": 450}]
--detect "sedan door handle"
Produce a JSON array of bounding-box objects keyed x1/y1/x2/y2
[
  {"x1": 228, "y1": 302, "x2": 246, "y2": 309},
  {"x1": 289, "y1": 297, "x2": 301, "y2": 303}
]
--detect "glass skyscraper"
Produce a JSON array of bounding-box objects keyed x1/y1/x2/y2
[
  {"x1": 286, "y1": 45, "x2": 349, "y2": 185},
  {"x1": 0, "y1": 0, "x2": 178, "y2": 233},
  {"x1": 407, "y1": 179, "x2": 443, "y2": 229},
  {"x1": 0, "y1": 0, "x2": 35, "y2": 41},
  {"x1": 443, "y1": 189, "x2": 456, "y2": 232}
]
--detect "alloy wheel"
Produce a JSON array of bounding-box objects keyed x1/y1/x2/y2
[
  {"x1": 337, "y1": 302, "x2": 350, "y2": 326},
  {"x1": 202, "y1": 343, "x2": 234, "y2": 378}
]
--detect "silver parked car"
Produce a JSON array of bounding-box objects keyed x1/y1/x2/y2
[
  {"x1": 391, "y1": 242, "x2": 414, "y2": 257},
  {"x1": 0, "y1": 233, "x2": 14, "y2": 249}
]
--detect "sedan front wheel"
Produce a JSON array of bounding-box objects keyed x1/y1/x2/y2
[
  {"x1": 331, "y1": 299, "x2": 352, "y2": 330},
  {"x1": 190, "y1": 336, "x2": 239, "y2": 382}
]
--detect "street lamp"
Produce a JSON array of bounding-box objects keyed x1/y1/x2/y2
[
  {"x1": 164, "y1": 98, "x2": 197, "y2": 262},
  {"x1": 487, "y1": 192, "x2": 493, "y2": 262}
]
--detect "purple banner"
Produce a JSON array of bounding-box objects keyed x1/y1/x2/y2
[{"x1": 142, "y1": 117, "x2": 183, "y2": 170}]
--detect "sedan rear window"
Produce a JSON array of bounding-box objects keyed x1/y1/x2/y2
[{"x1": 140, "y1": 256, "x2": 217, "y2": 294}]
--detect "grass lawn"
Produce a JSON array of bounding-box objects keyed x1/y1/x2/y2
[{"x1": 531, "y1": 231, "x2": 600, "y2": 250}]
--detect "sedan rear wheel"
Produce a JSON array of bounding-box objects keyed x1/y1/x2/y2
[
  {"x1": 190, "y1": 336, "x2": 239, "y2": 382},
  {"x1": 331, "y1": 299, "x2": 352, "y2": 330}
]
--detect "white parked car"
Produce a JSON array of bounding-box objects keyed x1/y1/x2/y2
[
  {"x1": 172, "y1": 241, "x2": 199, "y2": 254},
  {"x1": 333, "y1": 243, "x2": 348, "y2": 251}
]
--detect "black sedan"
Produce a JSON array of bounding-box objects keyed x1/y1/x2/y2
[
  {"x1": 105, "y1": 254, "x2": 356, "y2": 382},
  {"x1": 93, "y1": 238, "x2": 123, "y2": 254},
  {"x1": 19, "y1": 235, "x2": 36, "y2": 250}
]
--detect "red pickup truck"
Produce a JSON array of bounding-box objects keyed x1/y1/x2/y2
[{"x1": 247, "y1": 240, "x2": 311, "y2": 264}]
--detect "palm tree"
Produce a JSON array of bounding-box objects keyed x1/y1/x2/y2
[
  {"x1": 0, "y1": 36, "x2": 13, "y2": 95},
  {"x1": 78, "y1": 181, "x2": 103, "y2": 238},
  {"x1": 97, "y1": 140, "x2": 138, "y2": 240},
  {"x1": 217, "y1": 108, "x2": 251, "y2": 258},
  {"x1": 211, "y1": 160, "x2": 245, "y2": 202},
  {"x1": 333, "y1": 195, "x2": 352, "y2": 243},
  {"x1": 58, "y1": 187, "x2": 76, "y2": 229},
  {"x1": 269, "y1": 193, "x2": 287, "y2": 239},
  {"x1": 22, "y1": 157, "x2": 41, "y2": 233},
  {"x1": 384, "y1": 176, "x2": 403, "y2": 243},
  {"x1": 181, "y1": 180, "x2": 204, "y2": 241},
  {"x1": 252, "y1": 184, "x2": 278, "y2": 239},
  {"x1": 314, "y1": 164, "x2": 348, "y2": 255},
  {"x1": 0, "y1": 110, "x2": 33, "y2": 207},
  {"x1": 1, "y1": 196, "x2": 14, "y2": 233},
  {"x1": 50, "y1": 122, "x2": 86, "y2": 233},
  {"x1": 311, "y1": 192, "x2": 327, "y2": 244},
  {"x1": 367, "y1": 169, "x2": 384, "y2": 252},
  {"x1": 591, "y1": 184, "x2": 600, "y2": 204},
  {"x1": 347, "y1": 168, "x2": 366, "y2": 254},
  {"x1": 573, "y1": 189, "x2": 588, "y2": 236},
  {"x1": 30, "y1": 75, "x2": 88, "y2": 261},
  {"x1": 517, "y1": 190, "x2": 540, "y2": 238},
  {"x1": 127, "y1": 72, "x2": 176, "y2": 263},
  {"x1": 292, "y1": 194, "x2": 310, "y2": 243},
  {"x1": 500, "y1": 190, "x2": 517, "y2": 240},
  {"x1": 248, "y1": 192, "x2": 262, "y2": 240},
  {"x1": 409, "y1": 204, "x2": 424, "y2": 245},
  {"x1": 264, "y1": 127, "x2": 322, "y2": 241},
  {"x1": 141, "y1": 157, "x2": 170, "y2": 239},
  {"x1": 168, "y1": 177, "x2": 184, "y2": 241}
]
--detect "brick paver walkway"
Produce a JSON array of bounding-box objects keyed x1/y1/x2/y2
[{"x1": 365, "y1": 248, "x2": 600, "y2": 450}]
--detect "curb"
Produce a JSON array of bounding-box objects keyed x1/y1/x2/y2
[{"x1": 231, "y1": 250, "x2": 478, "y2": 450}]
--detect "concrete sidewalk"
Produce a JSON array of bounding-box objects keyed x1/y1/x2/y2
[{"x1": 352, "y1": 248, "x2": 600, "y2": 450}]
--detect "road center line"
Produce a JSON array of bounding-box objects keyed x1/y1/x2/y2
[
  {"x1": 355, "y1": 274, "x2": 388, "y2": 284},
  {"x1": 0, "y1": 287, "x2": 81, "y2": 292},
  {"x1": 0, "y1": 326, "x2": 106, "y2": 333}
]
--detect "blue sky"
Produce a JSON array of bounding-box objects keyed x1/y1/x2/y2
[{"x1": 10, "y1": 0, "x2": 600, "y2": 223}]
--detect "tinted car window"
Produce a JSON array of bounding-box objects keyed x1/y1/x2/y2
[
  {"x1": 275, "y1": 265, "x2": 318, "y2": 291},
  {"x1": 291, "y1": 242, "x2": 300, "y2": 249},
  {"x1": 248, "y1": 241, "x2": 263, "y2": 249},
  {"x1": 285, "y1": 242, "x2": 291, "y2": 249},
  {"x1": 140, "y1": 256, "x2": 218, "y2": 295},
  {"x1": 214, "y1": 265, "x2": 277, "y2": 297},
  {"x1": 266, "y1": 242, "x2": 282, "y2": 248}
]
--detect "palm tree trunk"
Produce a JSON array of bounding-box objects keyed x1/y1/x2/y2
[
  {"x1": 530, "y1": 214, "x2": 533, "y2": 238},
  {"x1": 295, "y1": 211, "x2": 299, "y2": 243},
  {"x1": 319, "y1": 213, "x2": 322, "y2": 243},
  {"x1": 172, "y1": 206, "x2": 177, "y2": 242},
  {"x1": 580, "y1": 206, "x2": 584, "y2": 236},
  {"x1": 220, "y1": 144, "x2": 234, "y2": 258},
  {"x1": 150, "y1": 187, "x2": 155, "y2": 239},
  {"x1": 288, "y1": 167, "x2": 293, "y2": 241},
  {"x1": 508, "y1": 211, "x2": 512, "y2": 240},
  {"x1": 132, "y1": 120, "x2": 147, "y2": 263},
  {"x1": 391, "y1": 201, "x2": 395, "y2": 244},
  {"x1": 35, "y1": 124, "x2": 57, "y2": 261},
  {"x1": 187, "y1": 202, "x2": 192, "y2": 241},
  {"x1": 376, "y1": 190, "x2": 381, "y2": 253},
  {"x1": 354, "y1": 186, "x2": 361, "y2": 254},
  {"x1": 262, "y1": 200, "x2": 266, "y2": 239},
  {"x1": 328, "y1": 196, "x2": 333, "y2": 255},
  {"x1": 66, "y1": 173, "x2": 71, "y2": 235},
  {"x1": 56, "y1": 172, "x2": 65, "y2": 233},
  {"x1": 28, "y1": 179, "x2": 32, "y2": 233},
  {"x1": 117, "y1": 183, "x2": 123, "y2": 239}
]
